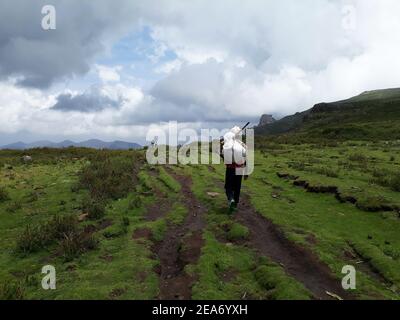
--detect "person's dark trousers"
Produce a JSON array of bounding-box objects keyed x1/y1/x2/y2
[{"x1": 225, "y1": 167, "x2": 243, "y2": 204}]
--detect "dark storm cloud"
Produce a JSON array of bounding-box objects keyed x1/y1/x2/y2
[
  {"x1": 128, "y1": 99, "x2": 256, "y2": 124},
  {"x1": 0, "y1": 0, "x2": 140, "y2": 88},
  {"x1": 51, "y1": 92, "x2": 119, "y2": 113}
]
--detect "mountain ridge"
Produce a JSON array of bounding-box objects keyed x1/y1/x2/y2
[
  {"x1": 0, "y1": 139, "x2": 142, "y2": 150},
  {"x1": 255, "y1": 88, "x2": 400, "y2": 140}
]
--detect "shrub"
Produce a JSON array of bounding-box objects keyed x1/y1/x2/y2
[
  {"x1": 371, "y1": 170, "x2": 400, "y2": 192},
  {"x1": 390, "y1": 173, "x2": 400, "y2": 192},
  {"x1": 47, "y1": 215, "x2": 78, "y2": 238},
  {"x1": 122, "y1": 217, "x2": 130, "y2": 226},
  {"x1": 79, "y1": 154, "x2": 141, "y2": 201},
  {"x1": 16, "y1": 225, "x2": 44, "y2": 254},
  {"x1": 60, "y1": 232, "x2": 98, "y2": 262},
  {"x1": 0, "y1": 281, "x2": 25, "y2": 300},
  {"x1": 348, "y1": 153, "x2": 367, "y2": 162},
  {"x1": 16, "y1": 215, "x2": 78, "y2": 254},
  {"x1": 83, "y1": 198, "x2": 106, "y2": 220},
  {"x1": 6, "y1": 201, "x2": 22, "y2": 213},
  {"x1": 26, "y1": 191, "x2": 39, "y2": 203},
  {"x1": 78, "y1": 152, "x2": 144, "y2": 223},
  {"x1": 128, "y1": 196, "x2": 142, "y2": 210},
  {"x1": 0, "y1": 186, "x2": 10, "y2": 203}
]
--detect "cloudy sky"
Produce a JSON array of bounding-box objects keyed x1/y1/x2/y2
[{"x1": 1, "y1": 0, "x2": 400, "y2": 145}]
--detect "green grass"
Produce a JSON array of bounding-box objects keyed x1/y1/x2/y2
[
  {"x1": 245, "y1": 143, "x2": 400, "y2": 299},
  {"x1": 0, "y1": 149, "x2": 159, "y2": 299},
  {"x1": 256, "y1": 87, "x2": 400, "y2": 141},
  {"x1": 255, "y1": 258, "x2": 312, "y2": 300},
  {"x1": 186, "y1": 163, "x2": 311, "y2": 300},
  {"x1": 157, "y1": 167, "x2": 181, "y2": 193},
  {"x1": 226, "y1": 223, "x2": 249, "y2": 242},
  {"x1": 1, "y1": 141, "x2": 399, "y2": 300}
]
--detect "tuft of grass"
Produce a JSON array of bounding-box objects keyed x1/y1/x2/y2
[
  {"x1": 356, "y1": 196, "x2": 392, "y2": 212},
  {"x1": 255, "y1": 259, "x2": 312, "y2": 300},
  {"x1": 350, "y1": 241, "x2": 400, "y2": 285},
  {"x1": 226, "y1": 223, "x2": 249, "y2": 241},
  {"x1": 191, "y1": 232, "x2": 264, "y2": 300},
  {"x1": 150, "y1": 219, "x2": 167, "y2": 242},
  {"x1": 166, "y1": 204, "x2": 187, "y2": 225},
  {"x1": 158, "y1": 167, "x2": 181, "y2": 193},
  {"x1": 103, "y1": 218, "x2": 129, "y2": 239},
  {"x1": 0, "y1": 186, "x2": 10, "y2": 202},
  {"x1": 314, "y1": 166, "x2": 339, "y2": 178},
  {"x1": 137, "y1": 171, "x2": 154, "y2": 194}
]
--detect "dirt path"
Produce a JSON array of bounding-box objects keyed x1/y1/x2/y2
[
  {"x1": 235, "y1": 193, "x2": 352, "y2": 300},
  {"x1": 145, "y1": 169, "x2": 172, "y2": 221},
  {"x1": 154, "y1": 169, "x2": 206, "y2": 300}
]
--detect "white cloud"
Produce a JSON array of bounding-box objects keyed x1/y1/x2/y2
[
  {"x1": 96, "y1": 65, "x2": 122, "y2": 83},
  {"x1": 2, "y1": 0, "x2": 400, "y2": 144},
  {"x1": 142, "y1": 0, "x2": 400, "y2": 117},
  {"x1": 155, "y1": 59, "x2": 183, "y2": 74}
]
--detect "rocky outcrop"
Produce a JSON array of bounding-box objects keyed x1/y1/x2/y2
[{"x1": 257, "y1": 114, "x2": 276, "y2": 127}]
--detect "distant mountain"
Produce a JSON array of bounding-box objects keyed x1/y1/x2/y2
[
  {"x1": 1, "y1": 141, "x2": 29, "y2": 150},
  {"x1": 255, "y1": 88, "x2": 400, "y2": 140},
  {"x1": 0, "y1": 139, "x2": 141, "y2": 150}
]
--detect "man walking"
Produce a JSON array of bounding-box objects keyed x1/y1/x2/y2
[{"x1": 221, "y1": 126, "x2": 248, "y2": 213}]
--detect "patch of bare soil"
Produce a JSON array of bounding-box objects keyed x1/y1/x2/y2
[
  {"x1": 98, "y1": 218, "x2": 113, "y2": 230},
  {"x1": 145, "y1": 197, "x2": 172, "y2": 221},
  {"x1": 132, "y1": 227, "x2": 153, "y2": 240},
  {"x1": 234, "y1": 194, "x2": 353, "y2": 300},
  {"x1": 153, "y1": 169, "x2": 206, "y2": 300}
]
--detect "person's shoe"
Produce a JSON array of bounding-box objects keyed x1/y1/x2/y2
[
  {"x1": 228, "y1": 199, "x2": 236, "y2": 214},
  {"x1": 232, "y1": 202, "x2": 238, "y2": 212}
]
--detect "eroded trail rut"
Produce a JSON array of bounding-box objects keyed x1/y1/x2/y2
[
  {"x1": 145, "y1": 168, "x2": 351, "y2": 300},
  {"x1": 154, "y1": 170, "x2": 206, "y2": 300},
  {"x1": 236, "y1": 194, "x2": 352, "y2": 300}
]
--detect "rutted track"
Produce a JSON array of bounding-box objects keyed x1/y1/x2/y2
[
  {"x1": 235, "y1": 193, "x2": 352, "y2": 300},
  {"x1": 154, "y1": 169, "x2": 206, "y2": 300},
  {"x1": 211, "y1": 177, "x2": 351, "y2": 299},
  {"x1": 139, "y1": 167, "x2": 353, "y2": 299},
  {"x1": 145, "y1": 169, "x2": 172, "y2": 221}
]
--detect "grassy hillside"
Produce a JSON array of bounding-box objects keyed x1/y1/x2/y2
[
  {"x1": 1, "y1": 142, "x2": 399, "y2": 300},
  {"x1": 255, "y1": 88, "x2": 400, "y2": 141}
]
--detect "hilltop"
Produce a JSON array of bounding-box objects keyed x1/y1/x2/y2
[{"x1": 255, "y1": 88, "x2": 400, "y2": 141}]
